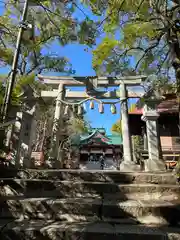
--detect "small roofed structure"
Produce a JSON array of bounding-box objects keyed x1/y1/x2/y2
[{"x1": 129, "y1": 93, "x2": 180, "y2": 164}]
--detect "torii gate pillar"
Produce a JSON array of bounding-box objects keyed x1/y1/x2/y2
[
  {"x1": 49, "y1": 83, "x2": 65, "y2": 167},
  {"x1": 120, "y1": 83, "x2": 141, "y2": 172}
]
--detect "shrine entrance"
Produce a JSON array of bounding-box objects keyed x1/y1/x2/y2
[
  {"x1": 78, "y1": 128, "x2": 123, "y2": 170},
  {"x1": 11, "y1": 74, "x2": 167, "y2": 172},
  {"x1": 39, "y1": 75, "x2": 145, "y2": 171}
]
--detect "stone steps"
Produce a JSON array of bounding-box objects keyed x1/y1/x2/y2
[
  {"x1": 0, "y1": 170, "x2": 179, "y2": 239},
  {"x1": 0, "y1": 220, "x2": 180, "y2": 240},
  {"x1": 1, "y1": 197, "x2": 180, "y2": 225},
  {"x1": 0, "y1": 168, "x2": 177, "y2": 184},
  {"x1": 1, "y1": 191, "x2": 178, "y2": 201},
  {"x1": 0, "y1": 179, "x2": 179, "y2": 198}
]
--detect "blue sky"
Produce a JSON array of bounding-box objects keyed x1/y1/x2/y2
[
  {"x1": 42, "y1": 42, "x2": 122, "y2": 133},
  {"x1": 0, "y1": 2, "x2": 140, "y2": 134}
]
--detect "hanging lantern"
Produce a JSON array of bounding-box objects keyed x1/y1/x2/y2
[
  {"x1": 89, "y1": 100, "x2": 94, "y2": 109},
  {"x1": 98, "y1": 102, "x2": 104, "y2": 114},
  {"x1": 110, "y1": 104, "x2": 117, "y2": 114},
  {"x1": 64, "y1": 105, "x2": 69, "y2": 115},
  {"x1": 78, "y1": 105, "x2": 83, "y2": 115}
]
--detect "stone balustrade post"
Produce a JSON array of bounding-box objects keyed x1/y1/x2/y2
[
  {"x1": 16, "y1": 105, "x2": 36, "y2": 168},
  {"x1": 141, "y1": 106, "x2": 166, "y2": 171}
]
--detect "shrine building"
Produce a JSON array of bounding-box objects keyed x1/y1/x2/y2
[
  {"x1": 77, "y1": 128, "x2": 123, "y2": 169},
  {"x1": 129, "y1": 93, "x2": 180, "y2": 165}
]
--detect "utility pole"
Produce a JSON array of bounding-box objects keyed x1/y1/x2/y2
[{"x1": 1, "y1": 0, "x2": 29, "y2": 122}]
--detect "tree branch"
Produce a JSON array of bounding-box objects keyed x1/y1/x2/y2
[
  {"x1": 72, "y1": 1, "x2": 88, "y2": 18},
  {"x1": 134, "y1": 33, "x2": 164, "y2": 70},
  {"x1": 35, "y1": 0, "x2": 64, "y2": 19},
  {"x1": 135, "y1": 0, "x2": 145, "y2": 15},
  {"x1": 156, "y1": 50, "x2": 170, "y2": 74},
  {"x1": 26, "y1": 56, "x2": 44, "y2": 75},
  {"x1": 98, "y1": 0, "x2": 126, "y2": 28}
]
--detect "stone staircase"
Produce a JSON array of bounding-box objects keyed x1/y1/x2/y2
[{"x1": 0, "y1": 169, "x2": 180, "y2": 239}]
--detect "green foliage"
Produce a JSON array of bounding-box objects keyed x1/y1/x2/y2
[
  {"x1": 123, "y1": 22, "x2": 155, "y2": 47},
  {"x1": 129, "y1": 103, "x2": 137, "y2": 113},
  {"x1": 0, "y1": 0, "x2": 100, "y2": 153},
  {"x1": 78, "y1": 19, "x2": 98, "y2": 46},
  {"x1": 132, "y1": 135, "x2": 143, "y2": 164},
  {"x1": 0, "y1": 0, "x2": 99, "y2": 76},
  {"x1": 92, "y1": 37, "x2": 118, "y2": 70},
  {"x1": 111, "y1": 119, "x2": 122, "y2": 135},
  {"x1": 0, "y1": 48, "x2": 14, "y2": 65},
  {"x1": 86, "y1": 0, "x2": 180, "y2": 82},
  {"x1": 0, "y1": 0, "x2": 100, "y2": 112},
  {"x1": 0, "y1": 81, "x2": 5, "y2": 105},
  {"x1": 150, "y1": 77, "x2": 177, "y2": 95},
  {"x1": 18, "y1": 74, "x2": 35, "y2": 85},
  {"x1": 132, "y1": 135, "x2": 143, "y2": 148},
  {"x1": 68, "y1": 117, "x2": 89, "y2": 136},
  {"x1": 0, "y1": 74, "x2": 36, "y2": 106}
]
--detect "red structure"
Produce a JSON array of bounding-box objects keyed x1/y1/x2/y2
[{"x1": 129, "y1": 94, "x2": 180, "y2": 153}]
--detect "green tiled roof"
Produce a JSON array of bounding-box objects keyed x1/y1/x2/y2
[
  {"x1": 78, "y1": 129, "x2": 122, "y2": 146},
  {"x1": 80, "y1": 130, "x2": 97, "y2": 142},
  {"x1": 107, "y1": 135, "x2": 122, "y2": 145}
]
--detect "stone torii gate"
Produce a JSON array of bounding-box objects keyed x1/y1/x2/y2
[{"x1": 39, "y1": 75, "x2": 146, "y2": 171}]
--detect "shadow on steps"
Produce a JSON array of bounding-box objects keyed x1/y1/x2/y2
[{"x1": 0, "y1": 168, "x2": 179, "y2": 239}]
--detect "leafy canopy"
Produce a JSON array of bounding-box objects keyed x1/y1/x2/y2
[
  {"x1": 84, "y1": 0, "x2": 180, "y2": 82},
  {"x1": 0, "y1": 0, "x2": 100, "y2": 106}
]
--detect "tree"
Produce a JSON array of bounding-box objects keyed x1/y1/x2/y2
[
  {"x1": 0, "y1": 81, "x2": 5, "y2": 105},
  {"x1": 60, "y1": 105, "x2": 90, "y2": 156},
  {"x1": 0, "y1": 0, "x2": 99, "y2": 111},
  {"x1": 0, "y1": 0, "x2": 98, "y2": 73},
  {"x1": 111, "y1": 103, "x2": 137, "y2": 135},
  {"x1": 62, "y1": 109, "x2": 90, "y2": 168},
  {"x1": 83, "y1": 0, "x2": 180, "y2": 133},
  {"x1": 111, "y1": 119, "x2": 122, "y2": 135},
  {"x1": 31, "y1": 101, "x2": 90, "y2": 162},
  {"x1": 0, "y1": 2, "x2": 70, "y2": 111},
  {"x1": 32, "y1": 104, "x2": 54, "y2": 153},
  {"x1": 66, "y1": 105, "x2": 89, "y2": 136},
  {"x1": 83, "y1": 0, "x2": 180, "y2": 86},
  {"x1": 87, "y1": 0, "x2": 179, "y2": 80},
  {"x1": 0, "y1": 0, "x2": 98, "y2": 152}
]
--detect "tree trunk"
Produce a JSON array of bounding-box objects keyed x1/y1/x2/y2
[
  {"x1": 172, "y1": 41, "x2": 180, "y2": 137},
  {"x1": 40, "y1": 119, "x2": 47, "y2": 151},
  {"x1": 34, "y1": 124, "x2": 41, "y2": 151}
]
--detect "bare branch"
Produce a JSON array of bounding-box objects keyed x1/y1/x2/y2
[
  {"x1": 34, "y1": 0, "x2": 65, "y2": 19},
  {"x1": 72, "y1": 1, "x2": 89, "y2": 18},
  {"x1": 134, "y1": 33, "x2": 164, "y2": 70},
  {"x1": 98, "y1": 0, "x2": 126, "y2": 28},
  {"x1": 156, "y1": 51, "x2": 169, "y2": 74}
]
